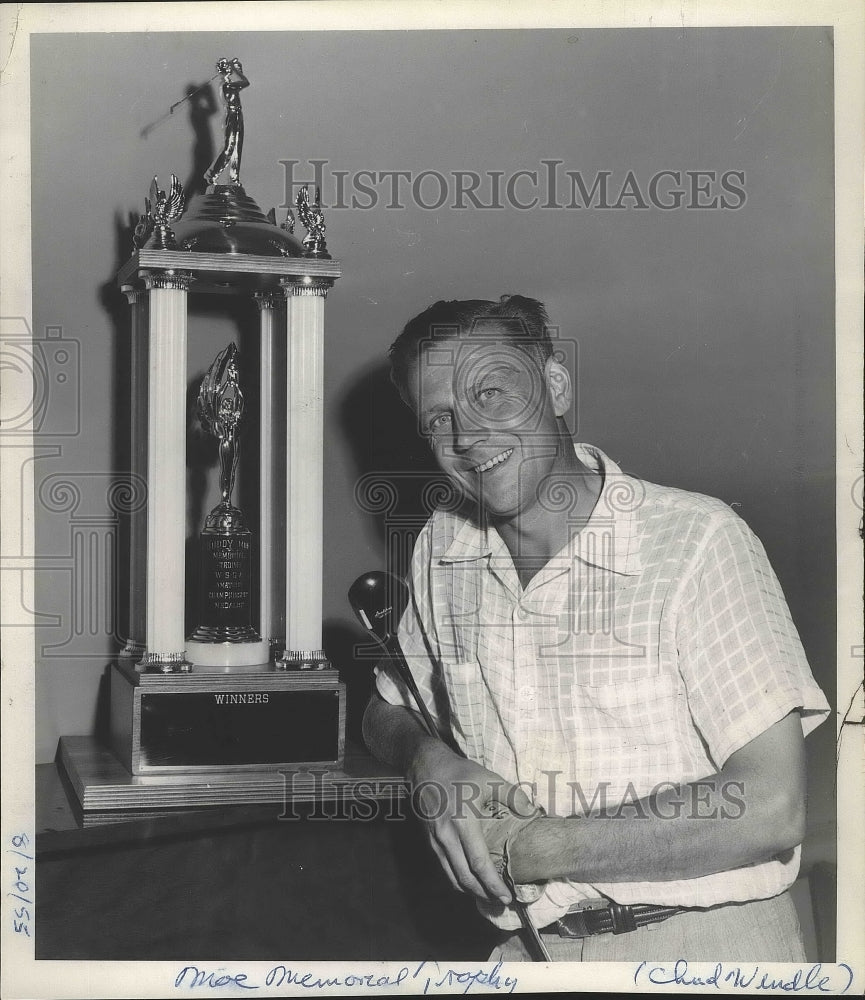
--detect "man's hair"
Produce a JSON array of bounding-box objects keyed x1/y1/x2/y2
[{"x1": 388, "y1": 295, "x2": 553, "y2": 398}]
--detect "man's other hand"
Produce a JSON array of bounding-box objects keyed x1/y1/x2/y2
[{"x1": 479, "y1": 799, "x2": 545, "y2": 903}]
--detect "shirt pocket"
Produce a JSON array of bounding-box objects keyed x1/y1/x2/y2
[
  {"x1": 568, "y1": 672, "x2": 685, "y2": 799},
  {"x1": 578, "y1": 672, "x2": 678, "y2": 737}
]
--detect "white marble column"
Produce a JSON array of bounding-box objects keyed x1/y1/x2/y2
[
  {"x1": 254, "y1": 291, "x2": 279, "y2": 650},
  {"x1": 139, "y1": 272, "x2": 192, "y2": 672},
  {"x1": 121, "y1": 286, "x2": 148, "y2": 660},
  {"x1": 278, "y1": 277, "x2": 332, "y2": 665}
]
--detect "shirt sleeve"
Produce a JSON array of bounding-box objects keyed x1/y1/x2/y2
[
  {"x1": 675, "y1": 509, "x2": 831, "y2": 768},
  {"x1": 373, "y1": 521, "x2": 448, "y2": 732}
]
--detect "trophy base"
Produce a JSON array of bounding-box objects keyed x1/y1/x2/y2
[
  {"x1": 109, "y1": 661, "x2": 345, "y2": 776},
  {"x1": 186, "y1": 637, "x2": 270, "y2": 668},
  {"x1": 55, "y1": 735, "x2": 405, "y2": 820}
]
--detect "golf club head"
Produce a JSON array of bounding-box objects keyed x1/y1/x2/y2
[{"x1": 348, "y1": 570, "x2": 409, "y2": 648}]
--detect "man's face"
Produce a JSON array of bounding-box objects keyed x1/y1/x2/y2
[{"x1": 405, "y1": 335, "x2": 570, "y2": 522}]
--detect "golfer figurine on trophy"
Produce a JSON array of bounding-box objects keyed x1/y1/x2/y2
[{"x1": 204, "y1": 58, "x2": 249, "y2": 187}]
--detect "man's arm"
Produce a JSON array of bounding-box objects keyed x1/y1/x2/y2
[
  {"x1": 508, "y1": 711, "x2": 806, "y2": 885},
  {"x1": 361, "y1": 686, "x2": 431, "y2": 773},
  {"x1": 502, "y1": 512, "x2": 824, "y2": 893},
  {"x1": 362, "y1": 690, "x2": 530, "y2": 904}
]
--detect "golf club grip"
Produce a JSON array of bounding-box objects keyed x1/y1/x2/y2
[{"x1": 384, "y1": 638, "x2": 438, "y2": 738}]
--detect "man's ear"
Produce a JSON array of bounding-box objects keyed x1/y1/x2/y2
[{"x1": 544, "y1": 357, "x2": 572, "y2": 417}]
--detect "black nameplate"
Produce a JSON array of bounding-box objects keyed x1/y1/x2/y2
[{"x1": 139, "y1": 689, "x2": 340, "y2": 767}]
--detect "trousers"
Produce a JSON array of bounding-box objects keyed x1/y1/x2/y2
[{"x1": 488, "y1": 891, "x2": 806, "y2": 963}]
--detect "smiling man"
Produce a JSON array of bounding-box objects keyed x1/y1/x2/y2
[{"x1": 362, "y1": 295, "x2": 830, "y2": 962}]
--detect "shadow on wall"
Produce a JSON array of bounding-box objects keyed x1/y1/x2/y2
[
  {"x1": 337, "y1": 358, "x2": 444, "y2": 558},
  {"x1": 100, "y1": 212, "x2": 137, "y2": 657},
  {"x1": 325, "y1": 359, "x2": 445, "y2": 739},
  {"x1": 181, "y1": 81, "x2": 218, "y2": 201}
]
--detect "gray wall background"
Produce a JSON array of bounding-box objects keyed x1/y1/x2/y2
[{"x1": 30, "y1": 29, "x2": 834, "y2": 859}]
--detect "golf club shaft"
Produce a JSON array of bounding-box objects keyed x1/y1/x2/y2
[
  {"x1": 514, "y1": 900, "x2": 552, "y2": 962},
  {"x1": 383, "y1": 638, "x2": 439, "y2": 738},
  {"x1": 382, "y1": 641, "x2": 550, "y2": 962}
]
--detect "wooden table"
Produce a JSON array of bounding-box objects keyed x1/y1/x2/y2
[{"x1": 36, "y1": 738, "x2": 497, "y2": 961}]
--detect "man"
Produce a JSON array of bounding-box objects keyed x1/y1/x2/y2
[{"x1": 362, "y1": 295, "x2": 830, "y2": 961}]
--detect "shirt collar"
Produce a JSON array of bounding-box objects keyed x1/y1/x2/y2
[{"x1": 439, "y1": 443, "x2": 643, "y2": 576}]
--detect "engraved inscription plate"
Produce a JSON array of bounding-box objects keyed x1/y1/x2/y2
[
  {"x1": 198, "y1": 532, "x2": 254, "y2": 633},
  {"x1": 139, "y1": 689, "x2": 341, "y2": 768}
]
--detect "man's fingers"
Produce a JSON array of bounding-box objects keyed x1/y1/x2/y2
[
  {"x1": 454, "y1": 819, "x2": 512, "y2": 903},
  {"x1": 432, "y1": 837, "x2": 487, "y2": 899},
  {"x1": 430, "y1": 820, "x2": 511, "y2": 903},
  {"x1": 432, "y1": 825, "x2": 494, "y2": 900}
]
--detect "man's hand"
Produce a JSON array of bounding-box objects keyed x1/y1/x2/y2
[
  {"x1": 478, "y1": 799, "x2": 545, "y2": 904},
  {"x1": 407, "y1": 736, "x2": 536, "y2": 904},
  {"x1": 361, "y1": 692, "x2": 541, "y2": 904}
]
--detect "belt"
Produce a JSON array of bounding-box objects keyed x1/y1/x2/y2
[{"x1": 543, "y1": 902, "x2": 685, "y2": 938}]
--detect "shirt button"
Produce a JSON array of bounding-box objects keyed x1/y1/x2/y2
[
  {"x1": 515, "y1": 607, "x2": 530, "y2": 622},
  {"x1": 519, "y1": 685, "x2": 535, "y2": 701}
]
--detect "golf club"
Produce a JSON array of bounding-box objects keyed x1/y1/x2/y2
[
  {"x1": 348, "y1": 569, "x2": 552, "y2": 962},
  {"x1": 348, "y1": 570, "x2": 438, "y2": 738}
]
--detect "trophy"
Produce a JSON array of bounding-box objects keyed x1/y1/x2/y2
[
  {"x1": 186, "y1": 344, "x2": 268, "y2": 667},
  {"x1": 56, "y1": 57, "x2": 350, "y2": 806}
]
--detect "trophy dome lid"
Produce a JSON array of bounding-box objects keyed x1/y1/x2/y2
[{"x1": 173, "y1": 184, "x2": 302, "y2": 257}]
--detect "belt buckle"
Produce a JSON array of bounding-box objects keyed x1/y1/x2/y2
[{"x1": 555, "y1": 900, "x2": 609, "y2": 939}]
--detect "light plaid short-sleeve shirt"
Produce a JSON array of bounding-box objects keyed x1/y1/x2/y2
[{"x1": 375, "y1": 443, "x2": 830, "y2": 930}]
